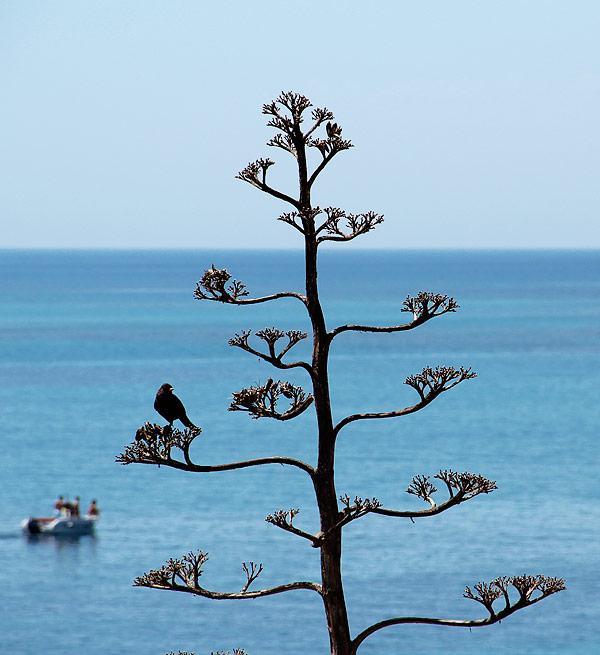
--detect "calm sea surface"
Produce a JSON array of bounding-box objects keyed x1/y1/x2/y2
[{"x1": 1, "y1": 249, "x2": 598, "y2": 655}]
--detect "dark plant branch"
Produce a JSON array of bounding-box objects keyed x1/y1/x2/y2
[
  {"x1": 267, "y1": 132, "x2": 297, "y2": 157},
  {"x1": 315, "y1": 207, "x2": 384, "y2": 244},
  {"x1": 194, "y1": 266, "x2": 307, "y2": 307},
  {"x1": 229, "y1": 379, "x2": 314, "y2": 421},
  {"x1": 333, "y1": 398, "x2": 425, "y2": 438},
  {"x1": 277, "y1": 211, "x2": 305, "y2": 234},
  {"x1": 351, "y1": 575, "x2": 565, "y2": 652},
  {"x1": 134, "y1": 549, "x2": 323, "y2": 600},
  {"x1": 116, "y1": 423, "x2": 315, "y2": 478},
  {"x1": 406, "y1": 474, "x2": 437, "y2": 508},
  {"x1": 247, "y1": 91, "x2": 353, "y2": 195},
  {"x1": 278, "y1": 207, "x2": 323, "y2": 235},
  {"x1": 330, "y1": 292, "x2": 459, "y2": 339},
  {"x1": 403, "y1": 291, "x2": 459, "y2": 322},
  {"x1": 241, "y1": 561, "x2": 263, "y2": 593},
  {"x1": 307, "y1": 127, "x2": 354, "y2": 189},
  {"x1": 263, "y1": 91, "x2": 312, "y2": 131},
  {"x1": 333, "y1": 366, "x2": 476, "y2": 438},
  {"x1": 405, "y1": 365, "x2": 476, "y2": 401},
  {"x1": 305, "y1": 109, "x2": 335, "y2": 139},
  {"x1": 307, "y1": 121, "x2": 352, "y2": 185},
  {"x1": 265, "y1": 508, "x2": 319, "y2": 545},
  {"x1": 371, "y1": 470, "x2": 497, "y2": 519},
  {"x1": 321, "y1": 471, "x2": 496, "y2": 537},
  {"x1": 318, "y1": 495, "x2": 382, "y2": 542},
  {"x1": 236, "y1": 158, "x2": 300, "y2": 209},
  {"x1": 228, "y1": 328, "x2": 310, "y2": 372}
]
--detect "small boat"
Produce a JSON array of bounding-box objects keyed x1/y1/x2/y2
[{"x1": 21, "y1": 515, "x2": 99, "y2": 536}]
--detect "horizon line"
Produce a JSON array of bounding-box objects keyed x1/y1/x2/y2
[{"x1": 2, "y1": 246, "x2": 599, "y2": 252}]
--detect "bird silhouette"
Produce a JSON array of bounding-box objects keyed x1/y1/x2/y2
[
  {"x1": 326, "y1": 121, "x2": 342, "y2": 139},
  {"x1": 154, "y1": 383, "x2": 197, "y2": 429}
]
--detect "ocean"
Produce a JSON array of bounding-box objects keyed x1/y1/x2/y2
[{"x1": 1, "y1": 249, "x2": 598, "y2": 654}]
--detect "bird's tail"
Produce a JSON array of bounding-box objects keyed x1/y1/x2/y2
[{"x1": 181, "y1": 415, "x2": 197, "y2": 429}]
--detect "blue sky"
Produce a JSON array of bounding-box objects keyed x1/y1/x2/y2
[{"x1": 1, "y1": 1, "x2": 598, "y2": 249}]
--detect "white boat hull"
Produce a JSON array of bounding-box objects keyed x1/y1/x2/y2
[{"x1": 21, "y1": 516, "x2": 98, "y2": 535}]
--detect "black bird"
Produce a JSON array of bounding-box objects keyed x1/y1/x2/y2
[
  {"x1": 154, "y1": 383, "x2": 197, "y2": 429},
  {"x1": 326, "y1": 121, "x2": 342, "y2": 139}
]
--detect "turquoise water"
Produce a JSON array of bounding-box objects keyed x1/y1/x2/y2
[{"x1": 1, "y1": 249, "x2": 598, "y2": 654}]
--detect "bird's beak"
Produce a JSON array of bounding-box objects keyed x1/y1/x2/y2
[{"x1": 170, "y1": 387, "x2": 174, "y2": 391}]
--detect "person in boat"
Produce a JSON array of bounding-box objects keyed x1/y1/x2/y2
[
  {"x1": 87, "y1": 500, "x2": 100, "y2": 517},
  {"x1": 71, "y1": 496, "x2": 80, "y2": 518},
  {"x1": 54, "y1": 495, "x2": 65, "y2": 516}
]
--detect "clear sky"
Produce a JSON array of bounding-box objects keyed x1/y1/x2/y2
[{"x1": 1, "y1": 1, "x2": 598, "y2": 249}]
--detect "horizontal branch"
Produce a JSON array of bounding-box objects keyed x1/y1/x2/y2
[
  {"x1": 333, "y1": 398, "x2": 427, "y2": 439},
  {"x1": 194, "y1": 265, "x2": 307, "y2": 307},
  {"x1": 231, "y1": 292, "x2": 308, "y2": 306},
  {"x1": 334, "y1": 366, "x2": 476, "y2": 438},
  {"x1": 352, "y1": 574, "x2": 565, "y2": 652},
  {"x1": 374, "y1": 470, "x2": 497, "y2": 518},
  {"x1": 135, "y1": 549, "x2": 323, "y2": 601},
  {"x1": 329, "y1": 292, "x2": 459, "y2": 339},
  {"x1": 147, "y1": 578, "x2": 322, "y2": 600},
  {"x1": 116, "y1": 423, "x2": 315, "y2": 479},
  {"x1": 327, "y1": 472, "x2": 495, "y2": 538}
]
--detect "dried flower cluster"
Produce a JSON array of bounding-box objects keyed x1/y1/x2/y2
[
  {"x1": 403, "y1": 470, "x2": 497, "y2": 509},
  {"x1": 229, "y1": 379, "x2": 313, "y2": 420},
  {"x1": 277, "y1": 208, "x2": 321, "y2": 234},
  {"x1": 264, "y1": 92, "x2": 314, "y2": 130},
  {"x1": 265, "y1": 508, "x2": 300, "y2": 528},
  {"x1": 255, "y1": 327, "x2": 307, "y2": 351},
  {"x1": 315, "y1": 207, "x2": 384, "y2": 243},
  {"x1": 135, "y1": 550, "x2": 263, "y2": 598},
  {"x1": 240, "y1": 562, "x2": 264, "y2": 593},
  {"x1": 434, "y1": 469, "x2": 498, "y2": 499},
  {"x1": 406, "y1": 475, "x2": 438, "y2": 507},
  {"x1": 135, "y1": 550, "x2": 210, "y2": 591},
  {"x1": 194, "y1": 266, "x2": 249, "y2": 303},
  {"x1": 264, "y1": 507, "x2": 323, "y2": 545},
  {"x1": 229, "y1": 327, "x2": 307, "y2": 364},
  {"x1": 116, "y1": 422, "x2": 200, "y2": 466},
  {"x1": 464, "y1": 575, "x2": 566, "y2": 616},
  {"x1": 236, "y1": 158, "x2": 276, "y2": 187},
  {"x1": 402, "y1": 292, "x2": 459, "y2": 323},
  {"x1": 339, "y1": 494, "x2": 382, "y2": 517},
  {"x1": 264, "y1": 92, "x2": 353, "y2": 157},
  {"x1": 405, "y1": 365, "x2": 477, "y2": 401}
]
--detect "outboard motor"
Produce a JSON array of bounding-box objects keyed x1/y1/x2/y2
[{"x1": 25, "y1": 518, "x2": 42, "y2": 534}]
